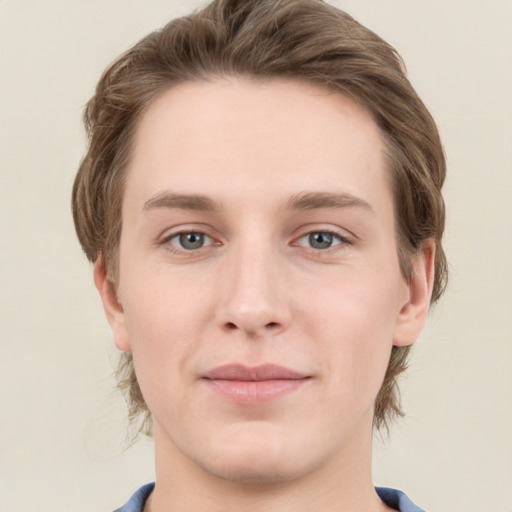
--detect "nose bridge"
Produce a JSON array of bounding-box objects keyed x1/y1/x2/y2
[{"x1": 216, "y1": 232, "x2": 290, "y2": 336}]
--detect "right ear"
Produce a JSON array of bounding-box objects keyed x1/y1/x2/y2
[{"x1": 93, "y1": 257, "x2": 131, "y2": 352}]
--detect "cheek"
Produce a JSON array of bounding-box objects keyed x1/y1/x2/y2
[
  {"x1": 302, "y1": 269, "x2": 403, "y2": 391},
  {"x1": 120, "y1": 256, "x2": 214, "y2": 338},
  {"x1": 118, "y1": 269, "x2": 214, "y2": 400}
]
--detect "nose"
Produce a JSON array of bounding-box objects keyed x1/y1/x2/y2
[{"x1": 215, "y1": 238, "x2": 292, "y2": 338}]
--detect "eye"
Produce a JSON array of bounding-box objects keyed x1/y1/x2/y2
[
  {"x1": 168, "y1": 232, "x2": 213, "y2": 251},
  {"x1": 296, "y1": 231, "x2": 345, "y2": 250}
]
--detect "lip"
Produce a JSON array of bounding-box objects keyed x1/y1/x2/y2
[{"x1": 202, "y1": 364, "x2": 311, "y2": 405}]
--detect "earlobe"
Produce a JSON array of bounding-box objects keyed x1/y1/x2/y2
[
  {"x1": 393, "y1": 240, "x2": 436, "y2": 347},
  {"x1": 93, "y1": 257, "x2": 132, "y2": 352}
]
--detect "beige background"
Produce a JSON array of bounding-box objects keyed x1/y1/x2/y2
[{"x1": 1, "y1": 1, "x2": 511, "y2": 511}]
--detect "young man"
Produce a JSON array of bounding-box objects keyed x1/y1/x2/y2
[{"x1": 72, "y1": 1, "x2": 447, "y2": 510}]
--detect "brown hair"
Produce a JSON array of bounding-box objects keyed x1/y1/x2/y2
[{"x1": 72, "y1": 0, "x2": 447, "y2": 435}]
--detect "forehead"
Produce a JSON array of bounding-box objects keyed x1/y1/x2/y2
[{"x1": 125, "y1": 77, "x2": 389, "y2": 213}]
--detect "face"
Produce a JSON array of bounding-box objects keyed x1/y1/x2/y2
[{"x1": 97, "y1": 78, "x2": 432, "y2": 484}]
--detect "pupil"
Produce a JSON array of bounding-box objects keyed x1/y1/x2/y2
[
  {"x1": 309, "y1": 232, "x2": 332, "y2": 249},
  {"x1": 180, "y1": 232, "x2": 204, "y2": 250}
]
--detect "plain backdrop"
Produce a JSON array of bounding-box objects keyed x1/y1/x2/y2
[{"x1": 1, "y1": 1, "x2": 511, "y2": 511}]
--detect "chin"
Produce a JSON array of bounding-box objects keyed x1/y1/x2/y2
[
  {"x1": 191, "y1": 423, "x2": 321, "y2": 485},
  {"x1": 198, "y1": 452, "x2": 305, "y2": 485}
]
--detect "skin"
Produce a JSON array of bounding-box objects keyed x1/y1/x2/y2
[{"x1": 95, "y1": 78, "x2": 434, "y2": 512}]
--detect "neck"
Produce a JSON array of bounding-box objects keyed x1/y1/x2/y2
[{"x1": 147, "y1": 416, "x2": 391, "y2": 512}]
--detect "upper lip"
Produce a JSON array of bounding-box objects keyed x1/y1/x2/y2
[{"x1": 203, "y1": 364, "x2": 308, "y2": 381}]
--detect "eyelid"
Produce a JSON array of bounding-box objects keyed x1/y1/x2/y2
[
  {"x1": 291, "y1": 223, "x2": 354, "y2": 241},
  {"x1": 158, "y1": 223, "x2": 216, "y2": 241},
  {"x1": 169, "y1": 231, "x2": 214, "y2": 248},
  {"x1": 296, "y1": 231, "x2": 343, "y2": 247}
]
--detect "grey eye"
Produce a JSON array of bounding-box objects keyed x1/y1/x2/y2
[
  {"x1": 171, "y1": 232, "x2": 211, "y2": 250},
  {"x1": 309, "y1": 232, "x2": 333, "y2": 249},
  {"x1": 297, "y1": 232, "x2": 342, "y2": 249}
]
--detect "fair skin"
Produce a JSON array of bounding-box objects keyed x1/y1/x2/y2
[{"x1": 95, "y1": 78, "x2": 434, "y2": 512}]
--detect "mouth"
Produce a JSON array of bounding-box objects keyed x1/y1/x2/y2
[{"x1": 201, "y1": 364, "x2": 311, "y2": 405}]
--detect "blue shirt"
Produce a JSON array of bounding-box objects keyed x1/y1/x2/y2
[{"x1": 113, "y1": 483, "x2": 425, "y2": 511}]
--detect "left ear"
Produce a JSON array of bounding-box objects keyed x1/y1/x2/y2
[{"x1": 393, "y1": 239, "x2": 436, "y2": 347}]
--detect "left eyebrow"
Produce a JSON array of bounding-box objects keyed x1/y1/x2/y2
[{"x1": 286, "y1": 191, "x2": 375, "y2": 215}]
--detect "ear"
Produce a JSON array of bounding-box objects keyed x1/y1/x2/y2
[
  {"x1": 393, "y1": 240, "x2": 436, "y2": 347},
  {"x1": 94, "y1": 257, "x2": 132, "y2": 352}
]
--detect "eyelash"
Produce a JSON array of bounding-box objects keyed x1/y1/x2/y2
[
  {"x1": 160, "y1": 231, "x2": 216, "y2": 253},
  {"x1": 159, "y1": 228, "x2": 353, "y2": 256},
  {"x1": 294, "y1": 230, "x2": 352, "y2": 251}
]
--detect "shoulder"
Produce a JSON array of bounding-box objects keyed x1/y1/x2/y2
[
  {"x1": 376, "y1": 487, "x2": 426, "y2": 512},
  {"x1": 112, "y1": 483, "x2": 155, "y2": 512}
]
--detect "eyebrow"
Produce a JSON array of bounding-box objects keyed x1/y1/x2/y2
[
  {"x1": 286, "y1": 191, "x2": 375, "y2": 214},
  {"x1": 142, "y1": 190, "x2": 374, "y2": 215},
  {"x1": 143, "y1": 192, "x2": 218, "y2": 212}
]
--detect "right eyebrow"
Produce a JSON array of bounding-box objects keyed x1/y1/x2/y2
[{"x1": 142, "y1": 192, "x2": 218, "y2": 213}]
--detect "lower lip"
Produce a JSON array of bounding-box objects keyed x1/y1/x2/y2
[{"x1": 204, "y1": 378, "x2": 309, "y2": 405}]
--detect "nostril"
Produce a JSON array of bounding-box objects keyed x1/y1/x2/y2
[{"x1": 223, "y1": 321, "x2": 279, "y2": 332}]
